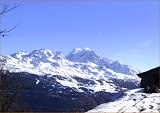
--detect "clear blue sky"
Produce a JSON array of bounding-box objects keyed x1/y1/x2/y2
[{"x1": 1, "y1": 0, "x2": 159, "y2": 72}]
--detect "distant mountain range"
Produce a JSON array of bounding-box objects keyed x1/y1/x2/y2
[{"x1": 1, "y1": 48, "x2": 141, "y2": 111}]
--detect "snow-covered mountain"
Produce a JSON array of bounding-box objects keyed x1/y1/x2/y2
[
  {"x1": 2, "y1": 48, "x2": 141, "y2": 93},
  {"x1": 67, "y1": 48, "x2": 100, "y2": 63},
  {"x1": 1, "y1": 48, "x2": 144, "y2": 111}
]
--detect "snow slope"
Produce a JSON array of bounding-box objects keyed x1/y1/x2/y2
[
  {"x1": 87, "y1": 88, "x2": 160, "y2": 112},
  {"x1": 2, "y1": 48, "x2": 141, "y2": 93}
]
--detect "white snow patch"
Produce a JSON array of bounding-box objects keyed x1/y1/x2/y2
[
  {"x1": 35, "y1": 79, "x2": 40, "y2": 85},
  {"x1": 87, "y1": 89, "x2": 160, "y2": 112}
]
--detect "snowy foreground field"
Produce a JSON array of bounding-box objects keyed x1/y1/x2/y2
[{"x1": 87, "y1": 89, "x2": 160, "y2": 112}]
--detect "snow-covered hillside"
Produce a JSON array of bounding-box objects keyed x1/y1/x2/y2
[
  {"x1": 87, "y1": 88, "x2": 160, "y2": 112},
  {"x1": 2, "y1": 48, "x2": 140, "y2": 93},
  {"x1": 3, "y1": 48, "x2": 158, "y2": 112}
]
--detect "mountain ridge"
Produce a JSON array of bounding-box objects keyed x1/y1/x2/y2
[
  {"x1": 2, "y1": 48, "x2": 140, "y2": 93},
  {"x1": 1, "y1": 48, "x2": 142, "y2": 111},
  {"x1": 6, "y1": 48, "x2": 140, "y2": 75}
]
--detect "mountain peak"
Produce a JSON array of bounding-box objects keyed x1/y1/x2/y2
[
  {"x1": 10, "y1": 49, "x2": 55, "y2": 60},
  {"x1": 72, "y1": 48, "x2": 92, "y2": 54},
  {"x1": 67, "y1": 47, "x2": 100, "y2": 63},
  {"x1": 30, "y1": 49, "x2": 54, "y2": 58},
  {"x1": 83, "y1": 47, "x2": 92, "y2": 51},
  {"x1": 10, "y1": 51, "x2": 30, "y2": 59},
  {"x1": 53, "y1": 51, "x2": 65, "y2": 59}
]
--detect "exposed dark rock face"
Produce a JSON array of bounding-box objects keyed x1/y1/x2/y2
[{"x1": 109, "y1": 78, "x2": 140, "y2": 89}]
